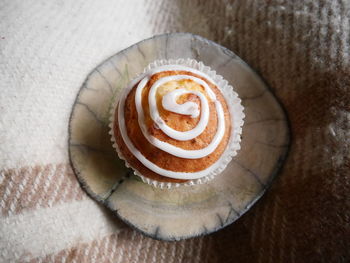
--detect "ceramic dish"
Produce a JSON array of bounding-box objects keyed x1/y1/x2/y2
[{"x1": 68, "y1": 33, "x2": 290, "y2": 241}]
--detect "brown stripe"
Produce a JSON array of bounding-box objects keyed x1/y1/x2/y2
[
  {"x1": 186, "y1": 237, "x2": 204, "y2": 263},
  {"x1": 104, "y1": 230, "x2": 119, "y2": 263},
  {"x1": 158, "y1": 235, "x2": 169, "y2": 263},
  {"x1": 249, "y1": 201, "x2": 260, "y2": 253},
  {"x1": 28, "y1": 228, "x2": 211, "y2": 263},
  {"x1": 45, "y1": 164, "x2": 68, "y2": 207},
  {"x1": 36, "y1": 252, "x2": 54, "y2": 263},
  {"x1": 138, "y1": 231, "x2": 153, "y2": 262},
  {"x1": 54, "y1": 165, "x2": 85, "y2": 206},
  {"x1": 101, "y1": 230, "x2": 117, "y2": 263},
  {"x1": 194, "y1": 236, "x2": 204, "y2": 263},
  {"x1": 149, "y1": 234, "x2": 165, "y2": 263},
  {"x1": 168, "y1": 238, "x2": 177, "y2": 263},
  {"x1": 18, "y1": 165, "x2": 56, "y2": 214},
  {"x1": 278, "y1": 213, "x2": 288, "y2": 262},
  {"x1": 0, "y1": 163, "x2": 87, "y2": 217},
  {"x1": 267, "y1": 196, "x2": 279, "y2": 263},
  {"x1": 114, "y1": 229, "x2": 128, "y2": 263},
  {"x1": 129, "y1": 231, "x2": 144, "y2": 263},
  {"x1": 203, "y1": 236, "x2": 215, "y2": 263},
  {"x1": 124, "y1": 228, "x2": 138, "y2": 262},
  {"x1": 29, "y1": 231, "x2": 121, "y2": 263},
  {"x1": 0, "y1": 167, "x2": 20, "y2": 215},
  {"x1": 69, "y1": 173, "x2": 85, "y2": 202},
  {"x1": 181, "y1": 237, "x2": 194, "y2": 263},
  {"x1": 257, "y1": 201, "x2": 270, "y2": 263},
  {"x1": 67, "y1": 242, "x2": 90, "y2": 263},
  {"x1": 135, "y1": 231, "x2": 146, "y2": 259},
  {"x1": 106, "y1": 231, "x2": 120, "y2": 263},
  {"x1": 8, "y1": 166, "x2": 38, "y2": 215},
  {"x1": 95, "y1": 234, "x2": 111, "y2": 262},
  {"x1": 13, "y1": 166, "x2": 45, "y2": 214},
  {"x1": 82, "y1": 239, "x2": 99, "y2": 262},
  {"x1": 19, "y1": 165, "x2": 48, "y2": 214},
  {"x1": 53, "y1": 249, "x2": 68, "y2": 263},
  {"x1": 36, "y1": 164, "x2": 65, "y2": 208}
]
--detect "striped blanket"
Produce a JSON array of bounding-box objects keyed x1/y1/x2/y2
[{"x1": 1, "y1": 0, "x2": 349, "y2": 262}]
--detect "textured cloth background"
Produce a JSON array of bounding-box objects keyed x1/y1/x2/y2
[{"x1": 1, "y1": 0, "x2": 349, "y2": 262}]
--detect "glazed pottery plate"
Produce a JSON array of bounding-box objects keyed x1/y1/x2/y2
[{"x1": 68, "y1": 33, "x2": 290, "y2": 241}]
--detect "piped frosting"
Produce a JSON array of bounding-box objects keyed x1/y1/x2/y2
[{"x1": 117, "y1": 65, "x2": 229, "y2": 180}]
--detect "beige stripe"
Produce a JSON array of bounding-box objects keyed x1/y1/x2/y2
[
  {"x1": 21, "y1": 166, "x2": 47, "y2": 213},
  {"x1": 54, "y1": 249, "x2": 69, "y2": 263},
  {"x1": 73, "y1": 239, "x2": 89, "y2": 263},
  {"x1": 97, "y1": 234, "x2": 112, "y2": 261},
  {"x1": 1, "y1": 199, "x2": 124, "y2": 261},
  {"x1": 14, "y1": 166, "x2": 44, "y2": 214},
  {"x1": 0, "y1": 163, "x2": 87, "y2": 217},
  {"x1": 140, "y1": 232, "x2": 153, "y2": 262},
  {"x1": 0, "y1": 171, "x2": 6, "y2": 191},
  {"x1": 105, "y1": 232, "x2": 118, "y2": 263},
  {"x1": 91, "y1": 235, "x2": 111, "y2": 263},
  {"x1": 158, "y1": 235, "x2": 169, "y2": 263},
  {"x1": 115, "y1": 229, "x2": 128, "y2": 263},
  {"x1": 55, "y1": 165, "x2": 84, "y2": 205},
  {"x1": 94, "y1": 235, "x2": 109, "y2": 262},
  {"x1": 30, "y1": 165, "x2": 55, "y2": 211},
  {"x1": 36, "y1": 165, "x2": 74, "y2": 210},
  {"x1": 47, "y1": 164, "x2": 67, "y2": 207},
  {"x1": 29, "y1": 232, "x2": 125, "y2": 263},
  {"x1": 9, "y1": 167, "x2": 29, "y2": 213},
  {"x1": 81, "y1": 239, "x2": 98, "y2": 262},
  {"x1": 36, "y1": 164, "x2": 65, "y2": 209},
  {"x1": 2, "y1": 165, "x2": 44, "y2": 215},
  {"x1": 0, "y1": 168, "x2": 20, "y2": 215},
  {"x1": 133, "y1": 231, "x2": 145, "y2": 263},
  {"x1": 125, "y1": 229, "x2": 137, "y2": 263},
  {"x1": 151, "y1": 236, "x2": 165, "y2": 263},
  {"x1": 78, "y1": 240, "x2": 91, "y2": 262},
  {"x1": 101, "y1": 233, "x2": 114, "y2": 262},
  {"x1": 92, "y1": 235, "x2": 111, "y2": 262},
  {"x1": 41, "y1": 253, "x2": 55, "y2": 263},
  {"x1": 0, "y1": 169, "x2": 12, "y2": 214},
  {"x1": 128, "y1": 232, "x2": 143, "y2": 263},
  {"x1": 67, "y1": 167, "x2": 85, "y2": 203}
]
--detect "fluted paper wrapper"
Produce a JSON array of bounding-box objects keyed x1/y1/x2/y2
[{"x1": 109, "y1": 58, "x2": 245, "y2": 188}]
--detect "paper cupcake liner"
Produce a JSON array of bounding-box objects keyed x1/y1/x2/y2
[{"x1": 109, "y1": 58, "x2": 245, "y2": 189}]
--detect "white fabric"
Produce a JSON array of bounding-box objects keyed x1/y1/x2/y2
[
  {"x1": 0, "y1": 199, "x2": 124, "y2": 261},
  {"x1": 0, "y1": 0, "x2": 159, "y2": 169},
  {"x1": 0, "y1": 1, "x2": 163, "y2": 261}
]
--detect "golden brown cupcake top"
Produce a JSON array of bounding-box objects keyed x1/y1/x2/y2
[{"x1": 114, "y1": 64, "x2": 233, "y2": 182}]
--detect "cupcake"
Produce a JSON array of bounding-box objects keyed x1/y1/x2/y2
[{"x1": 110, "y1": 59, "x2": 244, "y2": 188}]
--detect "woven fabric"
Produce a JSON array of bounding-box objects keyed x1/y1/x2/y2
[{"x1": 1, "y1": 0, "x2": 349, "y2": 262}]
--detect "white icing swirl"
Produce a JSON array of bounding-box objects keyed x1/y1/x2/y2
[
  {"x1": 147, "y1": 75, "x2": 211, "y2": 141},
  {"x1": 118, "y1": 65, "x2": 227, "y2": 180},
  {"x1": 162, "y1": 89, "x2": 200, "y2": 118}
]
